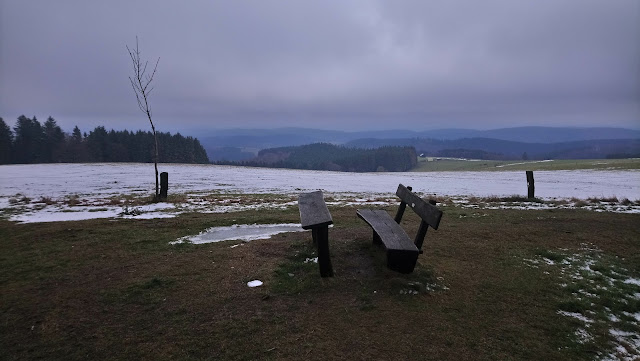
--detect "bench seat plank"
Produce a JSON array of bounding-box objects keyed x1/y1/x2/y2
[
  {"x1": 356, "y1": 209, "x2": 417, "y2": 251},
  {"x1": 357, "y1": 209, "x2": 419, "y2": 273},
  {"x1": 298, "y1": 191, "x2": 333, "y2": 230}
]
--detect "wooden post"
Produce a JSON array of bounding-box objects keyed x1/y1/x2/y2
[
  {"x1": 414, "y1": 200, "x2": 436, "y2": 253},
  {"x1": 313, "y1": 226, "x2": 333, "y2": 277},
  {"x1": 526, "y1": 171, "x2": 535, "y2": 199},
  {"x1": 394, "y1": 186, "x2": 411, "y2": 223},
  {"x1": 373, "y1": 231, "x2": 382, "y2": 245},
  {"x1": 160, "y1": 172, "x2": 168, "y2": 200},
  {"x1": 414, "y1": 221, "x2": 429, "y2": 254},
  {"x1": 413, "y1": 199, "x2": 436, "y2": 254}
]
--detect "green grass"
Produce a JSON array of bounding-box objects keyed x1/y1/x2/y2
[
  {"x1": 1, "y1": 204, "x2": 639, "y2": 360},
  {"x1": 413, "y1": 157, "x2": 640, "y2": 172}
]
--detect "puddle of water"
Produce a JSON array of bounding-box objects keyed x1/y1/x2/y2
[{"x1": 171, "y1": 223, "x2": 305, "y2": 244}]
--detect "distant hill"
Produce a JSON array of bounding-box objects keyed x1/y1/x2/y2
[
  {"x1": 344, "y1": 138, "x2": 640, "y2": 160},
  {"x1": 425, "y1": 127, "x2": 640, "y2": 143},
  {"x1": 215, "y1": 143, "x2": 418, "y2": 172},
  {"x1": 199, "y1": 126, "x2": 640, "y2": 161}
]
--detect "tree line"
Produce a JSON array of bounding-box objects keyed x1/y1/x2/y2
[
  {"x1": 0, "y1": 115, "x2": 209, "y2": 164},
  {"x1": 217, "y1": 143, "x2": 418, "y2": 172}
]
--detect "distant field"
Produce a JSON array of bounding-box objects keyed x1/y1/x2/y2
[{"x1": 413, "y1": 157, "x2": 640, "y2": 172}]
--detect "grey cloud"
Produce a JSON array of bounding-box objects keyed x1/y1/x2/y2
[{"x1": 1, "y1": 0, "x2": 638, "y2": 132}]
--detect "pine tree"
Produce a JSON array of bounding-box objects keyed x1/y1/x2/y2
[
  {"x1": 43, "y1": 116, "x2": 65, "y2": 162},
  {"x1": 13, "y1": 115, "x2": 44, "y2": 164},
  {"x1": 0, "y1": 117, "x2": 13, "y2": 164}
]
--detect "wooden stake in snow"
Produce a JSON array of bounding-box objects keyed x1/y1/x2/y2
[
  {"x1": 526, "y1": 171, "x2": 535, "y2": 199},
  {"x1": 160, "y1": 172, "x2": 168, "y2": 200}
]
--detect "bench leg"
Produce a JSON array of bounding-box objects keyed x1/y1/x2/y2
[
  {"x1": 373, "y1": 230, "x2": 382, "y2": 245},
  {"x1": 312, "y1": 226, "x2": 334, "y2": 277},
  {"x1": 414, "y1": 220, "x2": 429, "y2": 254},
  {"x1": 388, "y1": 249, "x2": 419, "y2": 274}
]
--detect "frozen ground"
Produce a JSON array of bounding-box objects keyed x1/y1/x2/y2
[{"x1": 1, "y1": 163, "x2": 639, "y2": 223}]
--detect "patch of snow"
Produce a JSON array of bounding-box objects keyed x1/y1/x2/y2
[
  {"x1": 622, "y1": 312, "x2": 640, "y2": 322},
  {"x1": 623, "y1": 278, "x2": 640, "y2": 286},
  {"x1": 495, "y1": 160, "x2": 554, "y2": 168},
  {"x1": 247, "y1": 280, "x2": 263, "y2": 288},
  {"x1": 304, "y1": 257, "x2": 318, "y2": 264},
  {"x1": 558, "y1": 310, "x2": 594, "y2": 324},
  {"x1": 10, "y1": 207, "x2": 122, "y2": 223},
  {"x1": 171, "y1": 223, "x2": 304, "y2": 244}
]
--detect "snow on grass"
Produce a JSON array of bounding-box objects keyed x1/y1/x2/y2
[
  {"x1": 495, "y1": 160, "x2": 554, "y2": 168},
  {"x1": 557, "y1": 311, "x2": 594, "y2": 324},
  {"x1": 524, "y1": 244, "x2": 640, "y2": 358},
  {"x1": 624, "y1": 279, "x2": 640, "y2": 286},
  {"x1": 1, "y1": 163, "x2": 639, "y2": 222},
  {"x1": 171, "y1": 223, "x2": 305, "y2": 245}
]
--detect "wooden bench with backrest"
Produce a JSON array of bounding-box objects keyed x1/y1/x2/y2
[
  {"x1": 298, "y1": 190, "x2": 334, "y2": 277},
  {"x1": 356, "y1": 184, "x2": 443, "y2": 273}
]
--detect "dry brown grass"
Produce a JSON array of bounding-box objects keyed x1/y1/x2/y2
[{"x1": 1, "y1": 206, "x2": 638, "y2": 360}]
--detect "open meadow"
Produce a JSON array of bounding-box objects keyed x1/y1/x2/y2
[
  {"x1": 1, "y1": 163, "x2": 640, "y2": 360},
  {"x1": 414, "y1": 157, "x2": 640, "y2": 172}
]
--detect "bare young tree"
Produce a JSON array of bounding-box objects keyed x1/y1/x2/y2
[{"x1": 127, "y1": 37, "x2": 161, "y2": 199}]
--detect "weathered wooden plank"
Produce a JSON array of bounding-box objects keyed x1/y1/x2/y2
[
  {"x1": 357, "y1": 209, "x2": 419, "y2": 273},
  {"x1": 298, "y1": 191, "x2": 333, "y2": 230},
  {"x1": 393, "y1": 186, "x2": 412, "y2": 223},
  {"x1": 395, "y1": 184, "x2": 443, "y2": 229},
  {"x1": 356, "y1": 209, "x2": 418, "y2": 252}
]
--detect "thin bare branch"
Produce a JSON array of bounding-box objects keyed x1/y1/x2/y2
[{"x1": 127, "y1": 36, "x2": 161, "y2": 199}]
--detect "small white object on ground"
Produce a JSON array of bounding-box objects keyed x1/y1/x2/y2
[{"x1": 247, "y1": 280, "x2": 263, "y2": 288}]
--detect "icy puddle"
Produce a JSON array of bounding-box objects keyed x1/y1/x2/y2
[{"x1": 171, "y1": 223, "x2": 305, "y2": 244}]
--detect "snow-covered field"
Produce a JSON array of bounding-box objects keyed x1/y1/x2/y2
[{"x1": 1, "y1": 163, "x2": 639, "y2": 223}]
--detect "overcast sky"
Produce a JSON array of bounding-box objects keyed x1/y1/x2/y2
[{"x1": 1, "y1": 1, "x2": 639, "y2": 133}]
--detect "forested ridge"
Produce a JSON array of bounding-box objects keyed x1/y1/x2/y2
[
  {"x1": 0, "y1": 115, "x2": 209, "y2": 164},
  {"x1": 217, "y1": 143, "x2": 417, "y2": 172}
]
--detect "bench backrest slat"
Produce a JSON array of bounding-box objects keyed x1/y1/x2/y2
[
  {"x1": 396, "y1": 184, "x2": 442, "y2": 229},
  {"x1": 298, "y1": 191, "x2": 333, "y2": 230}
]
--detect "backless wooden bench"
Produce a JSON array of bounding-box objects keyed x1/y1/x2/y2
[{"x1": 298, "y1": 191, "x2": 334, "y2": 277}]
